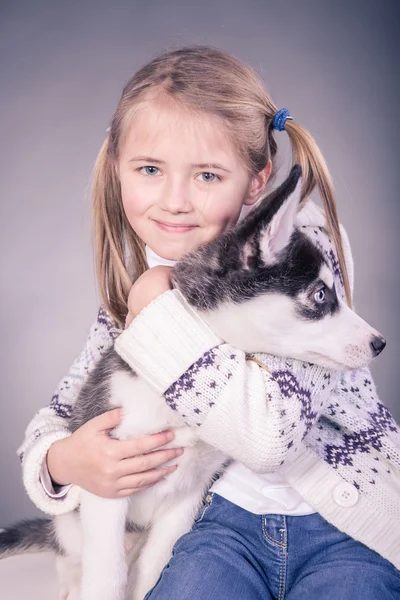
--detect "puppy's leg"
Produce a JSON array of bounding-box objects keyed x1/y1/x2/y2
[
  {"x1": 55, "y1": 554, "x2": 81, "y2": 600},
  {"x1": 125, "y1": 530, "x2": 149, "y2": 600},
  {"x1": 79, "y1": 490, "x2": 129, "y2": 600},
  {"x1": 132, "y1": 494, "x2": 201, "y2": 600},
  {"x1": 54, "y1": 512, "x2": 83, "y2": 600}
]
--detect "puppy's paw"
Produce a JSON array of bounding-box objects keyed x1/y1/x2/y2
[{"x1": 165, "y1": 426, "x2": 198, "y2": 448}]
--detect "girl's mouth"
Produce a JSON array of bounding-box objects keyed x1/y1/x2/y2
[{"x1": 154, "y1": 220, "x2": 198, "y2": 234}]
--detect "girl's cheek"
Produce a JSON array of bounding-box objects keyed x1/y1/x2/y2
[
  {"x1": 120, "y1": 180, "x2": 152, "y2": 215},
  {"x1": 207, "y1": 195, "x2": 244, "y2": 227}
]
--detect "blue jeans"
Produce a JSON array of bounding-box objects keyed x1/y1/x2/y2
[{"x1": 144, "y1": 492, "x2": 400, "y2": 600}]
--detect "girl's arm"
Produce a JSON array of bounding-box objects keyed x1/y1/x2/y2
[
  {"x1": 115, "y1": 224, "x2": 354, "y2": 473},
  {"x1": 17, "y1": 307, "x2": 119, "y2": 514},
  {"x1": 115, "y1": 289, "x2": 340, "y2": 472}
]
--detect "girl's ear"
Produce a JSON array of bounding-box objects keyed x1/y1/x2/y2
[{"x1": 243, "y1": 160, "x2": 272, "y2": 206}]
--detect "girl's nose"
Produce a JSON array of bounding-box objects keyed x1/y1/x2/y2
[{"x1": 159, "y1": 179, "x2": 192, "y2": 213}]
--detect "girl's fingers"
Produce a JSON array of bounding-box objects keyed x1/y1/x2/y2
[
  {"x1": 114, "y1": 430, "x2": 175, "y2": 460},
  {"x1": 91, "y1": 408, "x2": 122, "y2": 432},
  {"x1": 117, "y1": 447, "x2": 184, "y2": 477},
  {"x1": 116, "y1": 465, "x2": 177, "y2": 493}
]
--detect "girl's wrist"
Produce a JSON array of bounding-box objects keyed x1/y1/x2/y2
[{"x1": 46, "y1": 437, "x2": 73, "y2": 487}]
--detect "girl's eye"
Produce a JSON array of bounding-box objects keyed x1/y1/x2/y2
[
  {"x1": 140, "y1": 166, "x2": 160, "y2": 176},
  {"x1": 314, "y1": 288, "x2": 326, "y2": 304},
  {"x1": 197, "y1": 172, "x2": 220, "y2": 183}
]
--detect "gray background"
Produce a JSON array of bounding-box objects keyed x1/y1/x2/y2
[{"x1": 1, "y1": 0, "x2": 399, "y2": 525}]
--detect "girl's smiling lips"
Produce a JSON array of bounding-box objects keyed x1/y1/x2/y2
[{"x1": 153, "y1": 219, "x2": 198, "y2": 233}]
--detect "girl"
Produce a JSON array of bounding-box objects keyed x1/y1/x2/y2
[{"x1": 17, "y1": 46, "x2": 400, "y2": 599}]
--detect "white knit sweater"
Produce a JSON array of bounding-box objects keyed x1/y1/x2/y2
[{"x1": 17, "y1": 200, "x2": 400, "y2": 569}]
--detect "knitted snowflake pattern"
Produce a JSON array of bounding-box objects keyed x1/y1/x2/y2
[{"x1": 163, "y1": 223, "x2": 400, "y2": 499}]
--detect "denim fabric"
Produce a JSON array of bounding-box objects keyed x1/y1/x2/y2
[{"x1": 144, "y1": 492, "x2": 400, "y2": 600}]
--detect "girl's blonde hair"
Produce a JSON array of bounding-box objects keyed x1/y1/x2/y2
[{"x1": 92, "y1": 45, "x2": 352, "y2": 328}]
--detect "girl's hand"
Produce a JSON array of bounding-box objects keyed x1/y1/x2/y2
[
  {"x1": 46, "y1": 408, "x2": 183, "y2": 498},
  {"x1": 125, "y1": 265, "x2": 173, "y2": 328}
]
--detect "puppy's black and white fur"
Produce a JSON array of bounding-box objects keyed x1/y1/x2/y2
[{"x1": 0, "y1": 166, "x2": 385, "y2": 600}]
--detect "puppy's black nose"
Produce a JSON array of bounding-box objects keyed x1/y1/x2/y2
[{"x1": 370, "y1": 335, "x2": 386, "y2": 356}]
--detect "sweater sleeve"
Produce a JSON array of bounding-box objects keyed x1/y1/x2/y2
[
  {"x1": 17, "y1": 306, "x2": 120, "y2": 515},
  {"x1": 114, "y1": 223, "x2": 355, "y2": 473}
]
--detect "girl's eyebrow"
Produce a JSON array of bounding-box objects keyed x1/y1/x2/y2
[{"x1": 129, "y1": 156, "x2": 232, "y2": 173}]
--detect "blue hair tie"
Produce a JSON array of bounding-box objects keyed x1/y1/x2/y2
[{"x1": 272, "y1": 108, "x2": 293, "y2": 131}]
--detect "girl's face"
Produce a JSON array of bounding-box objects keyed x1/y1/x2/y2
[{"x1": 117, "y1": 99, "x2": 269, "y2": 260}]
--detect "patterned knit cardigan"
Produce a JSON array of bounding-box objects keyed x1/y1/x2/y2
[{"x1": 17, "y1": 200, "x2": 400, "y2": 569}]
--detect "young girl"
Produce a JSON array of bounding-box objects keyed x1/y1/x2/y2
[{"x1": 17, "y1": 46, "x2": 400, "y2": 599}]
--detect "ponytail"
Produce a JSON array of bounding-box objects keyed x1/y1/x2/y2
[{"x1": 284, "y1": 120, "x2": 353, "y2": 308}]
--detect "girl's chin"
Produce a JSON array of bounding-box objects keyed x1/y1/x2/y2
[
  {"x1": 145, "y1": 240, "x2": 197, "y2": 262},
  {"x1": 146, "y1": 233, "x2": 207, "y2": 260}
]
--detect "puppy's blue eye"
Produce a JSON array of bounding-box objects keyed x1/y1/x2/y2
[{"x1": 314, "y1": 288, "x2": 326, "y2": 303}]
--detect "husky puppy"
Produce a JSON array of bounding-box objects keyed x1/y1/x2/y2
[{"x1": 0, "y1": 165, "x2": 385, "y2": 600}]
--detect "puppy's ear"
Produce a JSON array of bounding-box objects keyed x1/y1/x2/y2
[
  {"x1": 238, "y1": 165, "x2": 303, "y2": 268},
  {"x1": 260, "y1": 174, "x2": 302, "y2": 265}
]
